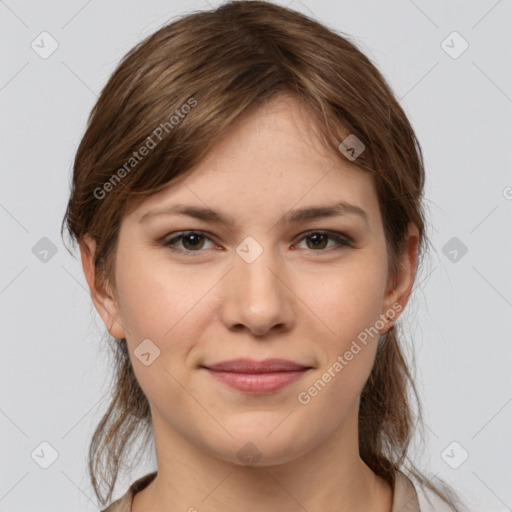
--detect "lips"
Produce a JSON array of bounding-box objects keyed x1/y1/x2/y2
[
  {"x1": 201, "y1": 358, "x2": 312, "y2": 393},
  {"x1": 203, "y1": 358, "x2": 310, "y2": 373}
]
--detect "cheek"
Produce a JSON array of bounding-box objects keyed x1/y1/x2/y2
[
  {"x1": 296, "y1": 256, "x2": 386, "y2": 393},
  {"x1": 296, "y1": 281, "x2": 381, "y2": 422},
  {"x1": 302, "y1": 257, "x2": 387, "y2": 340},
  {"x1": 114, "y1": 248, "x2": 219, "y2": 361},
  {"x1": 115, "y1": 247, "x2": 182, "y2": 335},
  {"x1": 113, "y1": 251, "x2": 208, "y2": 399},
  {"x1": 115, "y1": 254, "x2": 166, "y2": 340}
]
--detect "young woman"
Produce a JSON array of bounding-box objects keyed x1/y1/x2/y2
[{"x1": 62, "y1": 1, "x2": 464, "y2": 511}]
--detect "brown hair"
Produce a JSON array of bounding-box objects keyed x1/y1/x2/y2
[{"x1": 62, "y1": 1, "x2": 463, "y2": 509}]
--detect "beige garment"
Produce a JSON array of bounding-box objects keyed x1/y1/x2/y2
[{"x1": 102, "y1": 470, "x2": 421, "y2": 512}]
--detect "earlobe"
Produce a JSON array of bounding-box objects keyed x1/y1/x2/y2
[
  {"x1": 79, "y1": 235, "x2": 126, "y2": 340},
  {"x1": 380, "y1": 223, "x2": 420, "y2": 331}
]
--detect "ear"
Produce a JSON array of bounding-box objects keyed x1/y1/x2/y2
[
  {"x1": 380, "y1": 222, "x2": 420, "y2": 332},
  {"x1": 79, "y1": 234, "x2": 126, "y2": 340}
]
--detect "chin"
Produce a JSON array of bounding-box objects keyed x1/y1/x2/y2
[{"x1": 206, "y1": 425, "x2": 313, "y2": 468}]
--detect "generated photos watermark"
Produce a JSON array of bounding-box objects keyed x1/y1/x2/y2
[
  {"x1": 93, "y1": 97, "x2": 197, "y2": 200},
  {"x1": 297, "y1": 302, "x2": 402, "y2": 405}
]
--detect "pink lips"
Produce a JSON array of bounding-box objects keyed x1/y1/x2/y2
[{"x1": 202, "y1": 358, "x2": 311, "y2": 393}]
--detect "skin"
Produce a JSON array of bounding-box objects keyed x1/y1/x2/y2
[{"x1": 81, "y1": 94, "x2": 419, "y2": 512}]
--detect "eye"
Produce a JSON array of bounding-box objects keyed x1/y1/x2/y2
[
  {"x1": 162, "y1": 231, "x2": 217, "y2": 256},
  {"x1": 161, "y1": 230, "x2": 352, "y2": 256},
  {"x1": 293, "y1": 230, "x2": 352, "y2": 252}
]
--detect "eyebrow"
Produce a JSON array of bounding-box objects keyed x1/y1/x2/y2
[{"x1": 138, "y1": 201, "x2": 369, "y2": 227}]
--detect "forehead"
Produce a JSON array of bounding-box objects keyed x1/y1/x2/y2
[{"x1": 125, "y1": 95, "x2": 379, "y2": 227}]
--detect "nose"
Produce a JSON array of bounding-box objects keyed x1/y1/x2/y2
[{"x1": 220, "y1": 245, "x2": 295, "y2": 337}]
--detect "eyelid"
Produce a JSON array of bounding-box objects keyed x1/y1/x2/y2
[
  {"x1": 162, "y1": 230, "x2": 220, "y2": 256},
  {"x1": 292, "y1": 229, "x2": 354, "y2": 247},
  {"x1": 161, "y1": 229, "x2": 354, "y2": 256}
]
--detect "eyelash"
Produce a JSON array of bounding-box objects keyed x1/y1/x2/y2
[{"x1": 161, "y1": 230, "x2": 353, "y2": 257}]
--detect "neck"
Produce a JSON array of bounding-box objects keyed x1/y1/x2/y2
[{"x1": 133, "y1": 406, "x2": 393, "y2": 512}]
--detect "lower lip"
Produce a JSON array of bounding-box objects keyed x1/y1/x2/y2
[{"x1": 204, "y1": 369, "x2": 309, "y2": 393}]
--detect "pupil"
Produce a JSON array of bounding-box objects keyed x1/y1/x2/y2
[
  {"x1": 181, "y1": 234, "x2": 329, "y2": 251},
  {"x1": 185, "y1": 234, "x2": 202, "y2": 248},
  {"x1": 309, "y1": 234, "x2": 326, "y2": 249}
]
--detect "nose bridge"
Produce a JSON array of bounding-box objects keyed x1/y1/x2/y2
[
  {"x1": 222, "y1": 236, "x2": 293, "y2": 335},
  {"x1": 236, "y1": 238, "x2": 283, "y2": 308}
]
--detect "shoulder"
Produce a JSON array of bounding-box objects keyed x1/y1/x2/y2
[
  {"x1": 392, "y1": 471, "x2": 421, "y2": 512},
  {"x1": 101, "y1": 471, "x2": 157, "y2": 512},
  {"x1": 395, "y1": 472, "x2": 458, "y2": 512},
  {"x1": 100, "y1": 469, "x2": 455, "y2": 512}
]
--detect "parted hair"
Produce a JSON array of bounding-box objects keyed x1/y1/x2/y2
[{"x1": 62, "y1": 1, "x2": 462, "y2": 509}]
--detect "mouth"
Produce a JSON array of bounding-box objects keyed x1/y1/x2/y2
[{"x1": 201, "y1": 358, "x2": 313, "y2": 393}]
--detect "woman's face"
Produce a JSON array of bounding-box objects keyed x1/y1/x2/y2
[{"x1": 84, "y1": 94, "x2": 416, "y2": 467}]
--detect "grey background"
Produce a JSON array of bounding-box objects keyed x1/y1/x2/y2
[{"x1": 1, "y1": 0, "x2": 511, "y2": 510}]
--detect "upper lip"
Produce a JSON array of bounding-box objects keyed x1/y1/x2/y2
[{"x1": 203, "y1": 358, "x2": 311, "y2": 373}]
